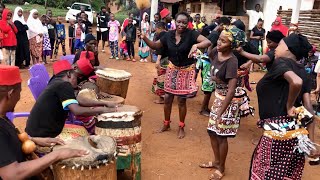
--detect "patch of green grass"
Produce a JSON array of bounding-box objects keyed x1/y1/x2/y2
[{"x1": 5, "y1": 3, "x2": 68, "y2": 17}]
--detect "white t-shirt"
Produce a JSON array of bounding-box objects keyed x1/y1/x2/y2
[
  {"x1": 314, "y1": 58, "x2": 320, "y2": 73},
  {"x1": 246, "y1": 10, "x2": 264, "y2": 30}
]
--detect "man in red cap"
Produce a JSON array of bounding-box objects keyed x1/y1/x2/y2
[
  {"x1": 73, "y1": 57, "x2": 96, "y2": 84},
  {"x1": 26, "y1": 60, "x2": 115, "y2": 138},
  {"x1": 0, "y1": 65, "x2": 88, "y2": 179},
  {"x1": 160, "y1": 8, "x2": 176, "y2": 30}
]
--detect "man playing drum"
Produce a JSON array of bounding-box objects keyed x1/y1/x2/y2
[
  {"x1": 0, "y1": 65, "x2": 89, "y2": 180},
  {"x1": 25, "y1": 60, "x2": 116, "y2": 138}
]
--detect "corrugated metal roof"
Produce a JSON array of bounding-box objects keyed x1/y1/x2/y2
[{"x1": 160, "y1": 0, "x2": 183, "y2": 3}]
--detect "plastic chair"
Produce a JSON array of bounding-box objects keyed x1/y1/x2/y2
[
  {"x1": 28, "y1": 76, "x2": 48, "y2": 100},
  {"x1": 29, "y1": 64, "x2": 50, "y2": 84},
  {"x1": 60, "y1": 55, "x2": 76, "y2": 65}
]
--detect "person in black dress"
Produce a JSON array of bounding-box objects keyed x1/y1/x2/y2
[
  {"x1": 12, "y1": 7, "x2": 30, "y2": 68},
  {"x1": 250, "y1": 34, "x2": 320, "y2": 180},
  {"x1": 250, "y1": 18, "x2": 265, "y2": 53},
  {"x1": 139, "y1": 12, "x2": 211, "y2": 138}
]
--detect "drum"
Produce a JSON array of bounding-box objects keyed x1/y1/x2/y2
[
  {"x1": 95, "y1": 105, "x2": 142, "y2": 180},
  {"x1": 52, "y1": 135, "x2": 117, "y2": 180},
  {"x1": 96, "y1": 68, "x2": 132, "y2": 99},
  {"x1": 78, "y1": 88, "x2": 125, "y2": 105}
]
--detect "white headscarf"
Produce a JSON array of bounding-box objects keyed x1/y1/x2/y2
[
  {"x1": 27, "y1": 9, "x2": 44, "y2": 39},
  {"x1": 13, "y1": 6, "x2": 26, "y2": 25}
]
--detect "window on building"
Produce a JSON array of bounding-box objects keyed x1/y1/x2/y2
[{"x1": 191, "y1": 3, "x2": 201, "y2": 13}]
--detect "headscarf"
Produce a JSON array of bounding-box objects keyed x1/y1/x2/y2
[
  {"x1": 141, "y1": 12, "x2": 150, "y2": 33},
  {"x1": 0, "y1": 8, "x2": 11, "y2": 23},
  {"x1": 13, "y1": 6, "x2": 26, "y2": 25},
  {"x1": 222, "y1": 25, "x2": 246, "y2": 49},
  {"x1": 270, "y1": 16, "x2": 288, "y2": 36},
  {"x1": 27, "y1": 9, "x2": 44, "y2": 39},
  {"x1": 283, "y1": 33, "x2": 312, "y2": 60},
  {"x1": 266, "y1": 30, "x2": 285, "y2": 43}
]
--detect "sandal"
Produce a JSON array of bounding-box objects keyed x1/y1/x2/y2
[
  {"x1": 209, "y1": 170, "x2": 224, "y2": 180},
  {"x1": 199, "y1": 161, "x2": 219, "y2": 169}
]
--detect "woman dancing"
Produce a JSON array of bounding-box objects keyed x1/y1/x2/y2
[
  {"x1": 200, "y1": 25, "x2": 246, "y2": 179},
  {"x1": 139, "y1": 12, "x2": 211, "y2": 138},
  {"x1": 249, "y1": 34, "x2": 319, "y2": 180}
]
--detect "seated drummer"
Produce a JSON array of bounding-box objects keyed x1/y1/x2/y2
[
  {"x1": 72, "y1": 59, "x2": 119, "y2": 134},
  {"x1": 73, "y1": 53, "x2": 97, "y2": 84},
  {"x1": 25, "y1": 60, "x2": 116, "y2": 138},
  {"x1": 73, "y1": 34, "x2": 100, "y2": 67},
  {"x1": 0, "y1": 65, "x2": 88, "y2": 180}
]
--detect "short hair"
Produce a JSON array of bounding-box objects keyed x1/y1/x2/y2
[
  {"x1": 218, "y1": 17, "x2": 231, "y2": 25},
  {"x1": 101, "y1": 6, "x2": 106, "y2": 10},
  {"x1": 258, "y1": 18, "x2": 264, "y2": 23},
  {"x1": 154, "y1": 13, "x2": 160, "y2": 17},
  {"x1": 128, "y1": 17, "x2": 134, "y2": 20},
  {"x1": 46, "y1": 9, "x2": 52, "y2": 13},
  {"x1": 255, "y1": 4, "x2": 261, "y2": 8},
  {"x1": 155, "y1": 22, "x2": 166, "y2": 29},
  {"x1": 0, "y1": 84, "x2": 20, "y2": 101},
  {"x1": 175, "y1": 11, "x2": 190, "y2": 21}
]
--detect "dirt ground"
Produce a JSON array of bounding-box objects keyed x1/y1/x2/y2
[{"x1": 12, "y1": 32, "x2": 320, "y2": 180}]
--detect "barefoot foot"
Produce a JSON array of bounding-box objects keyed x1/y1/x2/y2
[
  {"x1": 155, "y1": 125, "x2": 170, "y2": 133},
  {"x1": 178, "y1": 127, "x2": 185, "y2": 139},
  {"x1": 153, "y1": 98, "x2": 164, "y2": 104},
  {"x1": 199, "y1": 109, "x2": 210, "y2": 117}
]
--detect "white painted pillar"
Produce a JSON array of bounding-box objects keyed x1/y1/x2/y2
[
  {"x1": 201, "y1": 2, "x2": 205, "y2": 16},
  {"x1": 150, "y1": 0, "x2": 158, "y2": 22},
  {"x1": 291, "y1": 0, "x2": 302, "y2": 23}
]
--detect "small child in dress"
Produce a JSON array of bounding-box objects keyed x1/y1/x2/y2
[
  {"x1": 123, "y1": 17, "x2": 136, "y2": 61},
  {"x1": 108, "y1": 13, "x2": 120, "y2": 60},
  {"x1": 54, "y1": 16, "x2": 66, "y2": 58},
  {"x1": 41, "y1": 15, "x2": 51, "y2": 64},
  {"x1": 68, "y1": 19, "x2": 75, "y2": 54},
  {"x1": 119, "y1": 36, "x2": 128, "y2": 59},
  {"x1": 195, "y1": 50, "x2": 215, "y2": 117},
  {"x1": 74, "y1": 16, "x2": 86, "y2": 52}
]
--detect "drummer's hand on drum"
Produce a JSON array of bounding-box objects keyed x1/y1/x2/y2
[
  {"x1": 31, "y1": 137, "x2": 65, "y2": 147},
  {"x1": 55, "y1": 148, "x2": 90, "y2": 160}
]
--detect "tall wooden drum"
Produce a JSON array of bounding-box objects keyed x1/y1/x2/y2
[
  {"x1": 95, "y1": 105, "x2": 142, "y2": 180},
  {"x1": 96, "y1": 68, "x2": 132, "y2": 99}
]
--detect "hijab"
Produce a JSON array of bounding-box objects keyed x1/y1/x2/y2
[
  {"x1": 27, "y1": 9, "x2": 43, "y2": 39},
  {"x1": 270, "y1": 17, "x2": 288, "y2": 37},
  {"x1": 13, "y1": 6, "x2": 26, "y2": 25},
  {"x1": 141, "y1": 12, "x2": 150, "y2": 32}
]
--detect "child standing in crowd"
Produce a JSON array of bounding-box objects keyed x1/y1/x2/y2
[
  {"x1": 139, "y1": 12, "x2": 150, "y2": 62},
  {"x1": 0, "y1": 9, "x2": 17, "y2": 66},
  {"x1": 27, "y1": 9, "x2": 44, "y2": 64},
  {"x1": 119, "y1": 36, "x2": 128, "y2": 59},
  {"x1": 151, "y1": 22, "x2": 168, "y2": 104},
  {"x1": 81, "y1": 12, "x2": 92, "y2": 34},
  {"x1": 54, "y1": 16, "x2": 66, "y2": 58},
  {"x1": 108, "y1": 13, "x2": 120, "y2": 60},
  {"x1": 41, "y1": 15, "x2": 51, "y2": 64},
  {"x1": 74, "y1": 16, "x2": 86, "y2": 52},
  {"x1": 124, "y1": 17, "x2": 136, "y2": 62},
  {"x1": 97, "y1": 6, "x2": 109, "y2": 52},
  {"x1": 46, "y1": 9, "x2": 56, "y2": 61},
  {"x1": 68, "y1": 19, "x2": 75, "y2": 54},
  {"x1": 196, "y1": 51, "x2": 215, "y2": 116}
]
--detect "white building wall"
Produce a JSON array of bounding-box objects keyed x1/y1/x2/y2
[{"x1": 263, "y1": 0, "x2": 315, "y2": 31}]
